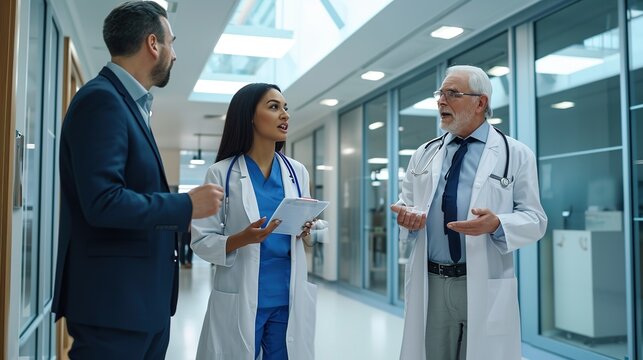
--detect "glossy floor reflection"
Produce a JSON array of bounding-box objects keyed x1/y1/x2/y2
[{"x1": 167, "y1": 257, "x2": 404, "y2": 360}]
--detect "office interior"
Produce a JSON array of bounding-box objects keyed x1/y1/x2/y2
[{"x1": 1, "y1": 0, "x2": 643, "y2": 359}]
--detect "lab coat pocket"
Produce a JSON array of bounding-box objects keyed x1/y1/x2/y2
[
  {"x1": 208, "y1": 289, "x2": 250, "y2": 354},
  {"x1": 485, "y1": 278, "x2": 519, "y2": 336},
  {"x1": 482, "y1": 179, "x2": 514, "y2": 213}
]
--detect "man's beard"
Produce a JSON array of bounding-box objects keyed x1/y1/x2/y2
[{"x1": 151, "y1": 60, "x2": 172, "y2": 88}]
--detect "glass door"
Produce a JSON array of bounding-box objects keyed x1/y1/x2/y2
[
  {"x1": 18, "y1": 0, "x2": 61, "y2": 358},
  {"x1": 534, "y1": 1, "x2": 627, "y2": 358},
  {"x1": 628, "y1": 0, "x2": 643, "y2": 357},
  {"x1": 364, "y1": 94, "x2": 389, "y2": 296}
]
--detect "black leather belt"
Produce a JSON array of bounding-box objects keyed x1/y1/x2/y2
[{"x1": 428, "y1": 260, "x2": 466, "y2": 277}]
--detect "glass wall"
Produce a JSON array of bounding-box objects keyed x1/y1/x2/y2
[
  {"x1": 292, "y1": 134, "x2": 314, "y2": 189},
  {"x1": 21, "y1": 0, "x2": 45, "y2": 333},
  {"x1": 629, "y1": 0, "x2": 643, "y2": 356},
  {"x1": 364, "y1": 94, "x2": 389, "y2": 295},
  {"x1": 396, "y1": 71, "x2": 438, "y2": 300},
  {"x1": 332, "y1": 1, "x2": 642, "y2": 358},
  {"x1": 292, "y1": 135, "x2": 315, "y2": 273},
  {"x1": 292, "y1": 127, "x2": 329, "y2": 277},
  {"x1": 534, "y1": 0, "x2": 627, "y2": 358},
  {"x1": 449, "y1": 32, "x2": 510, "y2": 135},
  {"x1": 18, "y1": 0, "x2": 61, "y2": 357},
  {"x1": 312, "y1": 127, "x2": 329, "y2": 276},
  {"x1": 339, "y1": 107, "x2": 363, "y2": 287}
]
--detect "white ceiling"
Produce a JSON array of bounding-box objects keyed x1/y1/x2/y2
[{"x1": 56, "y1": 0, "x2": 543, "y2": 153}]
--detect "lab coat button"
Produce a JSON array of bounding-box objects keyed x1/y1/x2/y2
[
  {"x1": 287, "y1": 336, "x2": 294, "y2": 342},
  {"x1": 474, "y1": 182, "x2": 481, "y2": 188}
]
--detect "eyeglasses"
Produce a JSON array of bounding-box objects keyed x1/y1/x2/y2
[{"x1": 433, "y1": 90, "x2": 482, "y2": 101}]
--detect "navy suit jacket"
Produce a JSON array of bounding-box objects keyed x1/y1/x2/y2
[{"x1": 52, "y1": 67, "x2": 192, "y2": 332}]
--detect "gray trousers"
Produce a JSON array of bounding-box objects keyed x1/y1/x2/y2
[{"x1": 426, "y1": 273, "x2": 468, "y2": 360}]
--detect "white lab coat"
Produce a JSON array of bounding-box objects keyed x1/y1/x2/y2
[
  {"x1": 191, "y1": 154, "x2": 317, "y2": 360},
  {"x1": 397, "y1": 129, "x2": 547, "y2": 360}
]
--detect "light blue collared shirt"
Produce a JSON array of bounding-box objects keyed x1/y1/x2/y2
[
  {"x1": 427, "y1": 121, "x2": 505, "y2": 264},
  {"x1": 106, "y1": 62, "x2": 153, "y2": 129}
]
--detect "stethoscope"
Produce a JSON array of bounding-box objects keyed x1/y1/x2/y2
[
  {"x1": 409, "y1": 127, "x2": 513, "y2": 187},
  {"x1": 221, "y1": 152, "x2": 301, "y2": 232}
]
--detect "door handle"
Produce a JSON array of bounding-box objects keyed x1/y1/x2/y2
[{"x1": 13, "y1": 130, "x2": 24, "y2": 209}]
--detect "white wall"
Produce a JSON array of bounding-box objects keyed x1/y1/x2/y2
[{"x1": 159, "y1": 148, "x2": 181, "y2": 187}]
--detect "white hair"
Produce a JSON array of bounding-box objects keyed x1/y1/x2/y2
[{"x1": 446, "y1": 65, "x2": 493, "y2": 118}]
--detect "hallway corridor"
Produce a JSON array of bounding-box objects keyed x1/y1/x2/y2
[{"x1": 167, "y1": 258, "x2": 404, "y2": 360}]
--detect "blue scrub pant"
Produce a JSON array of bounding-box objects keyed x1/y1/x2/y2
[{"x1": 255, "y1": 305, "x2": 289, "y2": 360}]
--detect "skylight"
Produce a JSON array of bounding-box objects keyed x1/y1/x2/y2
[
  {"x1": 213, "y1": 26, "x2": 295, "y2": 58},
  {"x1": 191, "y1": 0, "x2": 393, "y2": 99}
]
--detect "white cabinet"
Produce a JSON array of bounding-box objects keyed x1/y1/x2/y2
[{"x1": 553, "y1": 230, "x2": 626, "y2": 338}]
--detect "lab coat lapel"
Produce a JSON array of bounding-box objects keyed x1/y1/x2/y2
[
  {"x1": 421, "y1": 134, "x2": 450, "y2": 209},
  {"x1": 237, "y1": 156, "x2": 262, "y2": 222},
  {"x1": 277, "y1": 154, "x2": 298, "y2": 199},
  {"x1": 469, "y1": 128, "x2": 501, "y2": 211}
]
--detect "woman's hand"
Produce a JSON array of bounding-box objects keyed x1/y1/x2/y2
[
  {"x1": 296, "y1": 220, "x2": 314, "y2": 240},
  {"x1": 226, "y1": 217, "x2": 281, "y2": 253}
]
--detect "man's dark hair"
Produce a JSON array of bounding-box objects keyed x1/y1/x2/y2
[
  {"x1": 216, "y1": 83, "x2": 285, "y2": 163},
  {"x1": 103, "y1": 1, "x2": 167, "y2": 57}
]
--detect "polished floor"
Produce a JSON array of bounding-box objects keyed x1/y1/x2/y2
[
  {"x1": 166, "y1": 258, "x2": 404, "y2": 360},
  {"x1": 166, "y1": 258, "x2": 567, "y2": 360}
]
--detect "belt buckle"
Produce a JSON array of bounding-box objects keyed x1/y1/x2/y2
[{"x1": 438, "y1": 264, "x2": 452, "y2": 277}]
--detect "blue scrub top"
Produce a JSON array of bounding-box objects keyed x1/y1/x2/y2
[{"x1": 245, "y1": 154, "x2": 291, "y2": 308}]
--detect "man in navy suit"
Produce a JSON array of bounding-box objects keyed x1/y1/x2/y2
[{"x1": 52, "y1": 2, "x2": 224, "y2": 358}]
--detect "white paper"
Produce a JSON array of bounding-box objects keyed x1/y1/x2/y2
[{"x1": 268, "y1": 198, "x2": 329, "y2": 235}]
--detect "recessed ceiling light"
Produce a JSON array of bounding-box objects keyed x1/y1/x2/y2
[
  {"x1": 361, "y1": 71, "x2": 385, "y2": 81},
  {"x1": 320, "y1": 99, "x2": 339, "y2": 107},
  {"x1": 431, "y1": 26, "x2": 464, "y2": 40},
  {"x1": 487, "y1": 66, "x2": 510, "y2": 77},
  {"x1": 203, "y1": 114, "x2": 225, "y2": 120},
  {"x1": 367, "y1": 158, "x2": 388, "y2": 164},
  {"x1": 342, "y1": 148, "x2": 355, "y2": 155},
  {"x1": 316, "y1": 165, "x2": 333, "y2": 171},
  {"x1": 399, "y1": 149, "x2": 415, "y2": 156},
  {"x1": 487, "y1": 118, "x2": 503, "y2": 125},
  {"x1": 190, "y1": 159, "x2": 206, "y2": 165},
  {"x1": 368, "y1": 121, "x2": 385, "y2": 130},
  {"x1": 551, "y1": 101, "x2": 575, "y2": 109}
]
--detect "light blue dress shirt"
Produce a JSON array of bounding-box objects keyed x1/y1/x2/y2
[
  {"x1": 427, "y1": 122, "x2": 505, "y2": 264},
  {"x1": 245, "y1": 155, "x2": 292, "y2": 309},
  {"x1": 105, "y1": 62, "x2": 153, "y2": 129}
]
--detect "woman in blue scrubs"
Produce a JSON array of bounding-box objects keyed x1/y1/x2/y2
[{"x1": 191, "y1": 83, "x2": 318, "y2": 360}]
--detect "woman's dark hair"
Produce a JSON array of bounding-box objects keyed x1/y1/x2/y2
[
  {"x1": 103, "y1": 1, "x2": 167, "y2": 57},
  {"x1": 216, "y1": 83, "x2": 285, "y2": 162}
]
